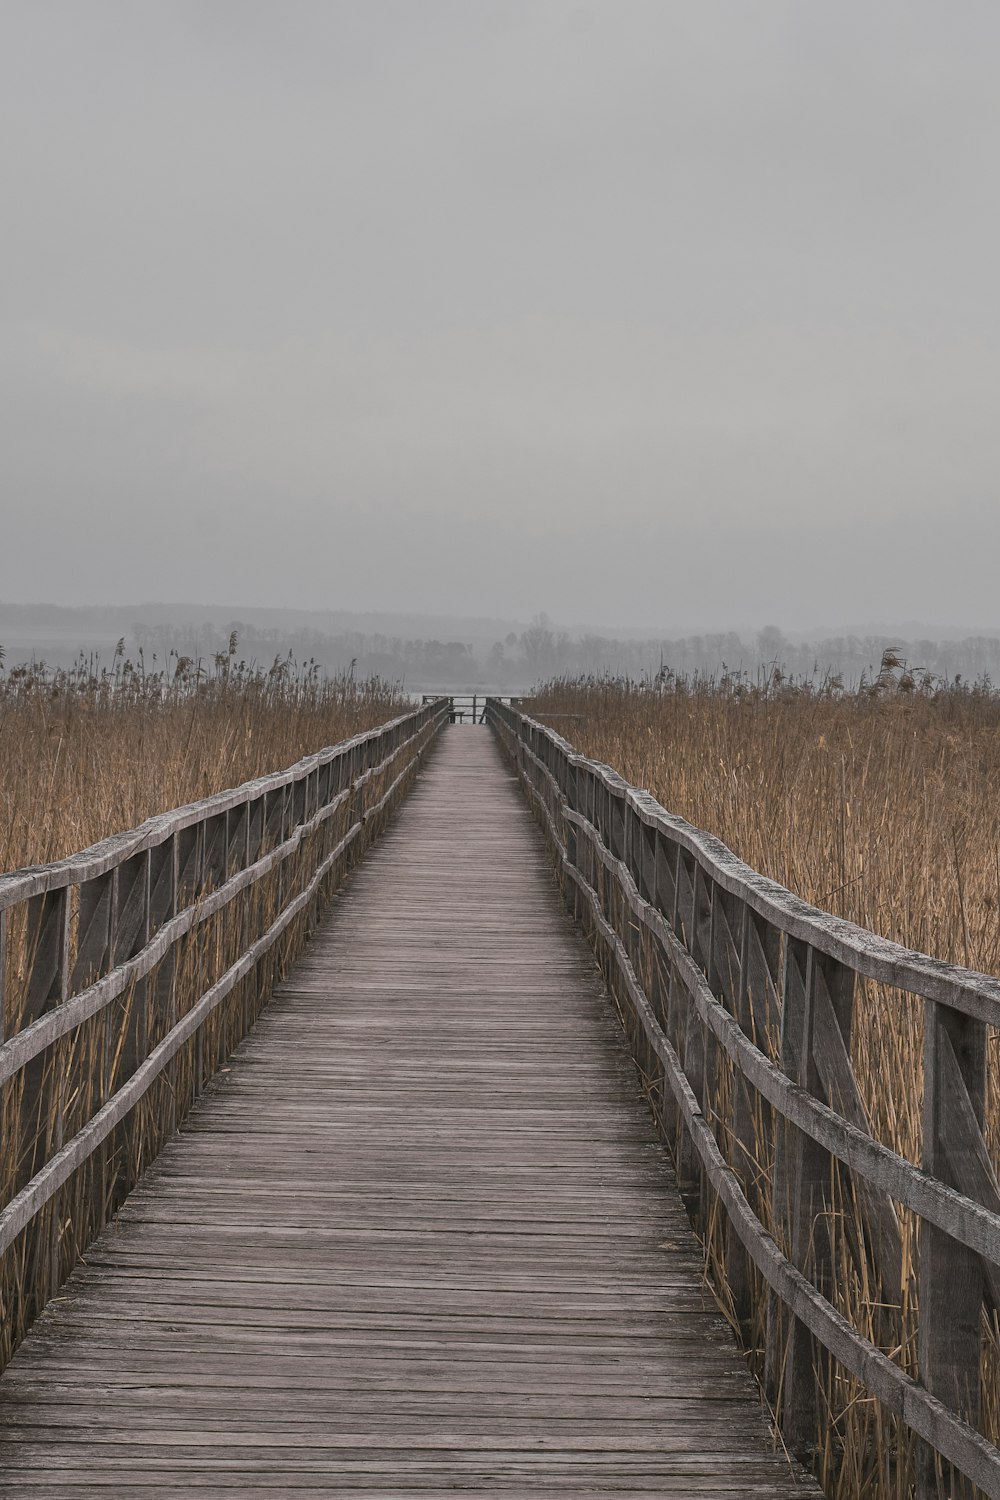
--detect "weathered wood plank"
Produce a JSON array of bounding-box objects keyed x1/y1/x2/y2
[
  {"x1": 0, "y1": 728, "x2": 812, "y2": 1497},
  {"x1": 497, "y1": 704, "x2": 1000, "y2": 1497}
]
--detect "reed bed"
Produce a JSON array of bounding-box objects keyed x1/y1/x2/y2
[
  {"x1": 0, "y1": 647, "x2": 418, "y2": 1370},
  {"x1": 528, "y1": 670, "x2": 1000, "y2": 1500},
  {"x1": 0, "y1": 646, "x2": 409, "y2": 873},
  {"x1": 530, "y1": 670, "x2": 1000, "y2": 971}
]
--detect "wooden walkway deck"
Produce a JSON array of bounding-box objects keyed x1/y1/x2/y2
[{"x1": 0, "y1": 727, "x2": 815, "y2": 1497}]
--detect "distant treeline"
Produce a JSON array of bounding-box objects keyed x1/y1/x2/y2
[
  {"x1": 5, "y1": 610, "x2": 1000, "y2": 691},
  {"x1": 131, "y1": 622, "x2": 482, "y2": 686},
  {"x1": 126, "y1": 620, "x2": 1000, "y2": 691}
]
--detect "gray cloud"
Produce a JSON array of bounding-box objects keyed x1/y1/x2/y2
[{"x1": 2, "y1": 0, "x2": 999, "y2": 629}]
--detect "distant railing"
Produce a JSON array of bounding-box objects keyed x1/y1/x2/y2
[
  {"x1": 422, "y1": 693, "x2": 516, "y2": 725},
  {"x1": 0, "y1": 698, "x2": 449, "y2": 1368},
  {"x1": 489, "y1": 698, "x2": 1000, "y2": 1500}
]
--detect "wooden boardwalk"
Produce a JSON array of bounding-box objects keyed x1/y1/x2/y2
[{"x1": 0, "y1": 727, "x2": 814, "y2": 1497}]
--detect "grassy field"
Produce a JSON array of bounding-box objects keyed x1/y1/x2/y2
[
  {"x1": 528, "y1": 671, "x2": 1000, "y2": 1499},
  {"x1": 0, "y1": 647, "x2": 410, "y2": 875}
]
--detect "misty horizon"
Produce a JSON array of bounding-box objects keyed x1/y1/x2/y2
[
  {"x1": 3, "y1": 3, "x2": 1000, "y2": 631},
  {"x1": 4, "y1": 597, "x2": 1000, "y2": 693},
  {"x1": 6, "y1": 594, "x2": 1000, "y2": 644}
]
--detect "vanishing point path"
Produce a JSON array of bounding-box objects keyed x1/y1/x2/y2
[{"x1": 0, "y1": 728, "x2": 814, "y2": 1496}]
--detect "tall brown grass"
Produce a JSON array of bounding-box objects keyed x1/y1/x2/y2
[
  {"x1": 0, "y1": 646, "x2": 410, "y2": 875},
  {"x1": 529, "y1": 671, "x2": 1000, "y2": 971},
  {"x1": 528, "y1": 671, "x2": 1000, "y2": 1500},
  {"x1": 0, "y1": 645, "x2": 419, "y2": 1371}
]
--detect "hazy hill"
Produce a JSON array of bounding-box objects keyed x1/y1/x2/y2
[{"x1": 3, "y1": 602, "x2": 1000, "y2": 694}]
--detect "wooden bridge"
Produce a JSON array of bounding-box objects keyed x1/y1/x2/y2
[{"x1": 2, "y1": 701, "x2": 1000, "y2": 1497}]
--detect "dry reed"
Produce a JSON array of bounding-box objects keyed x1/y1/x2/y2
[
  {"x1": 0, "y1": 647, "x2": 410, "y2": 873},
  {"x1": 530, "y1": 671, "x2": 1000, "y2": 971},
  {"x1": 529, "y1": 671, "x2": 1000, "y2": 1500},
  {"x1": 0, "y1": 646, "x2": 418, "y2": 1371}
]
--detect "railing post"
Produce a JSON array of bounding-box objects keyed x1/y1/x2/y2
[
  {"x1": 714, "y1": 896, "x2": 747, "y2": 1323},
  {"x1": 702, "y1": 873, "x2": 730, "y2": 1077},
  {"x1": 766, "y1": 934, "x2": 800, "y2": 1409},
  {"x1": 19, "y1": 887, "x2": 72, "y2": 1295},
  {"x1": 720, "y1": 905, "x2": 773, "y2": 1327},
  {"x1": 611, "y1": 790, "x2": 625, "y2": 864},
  {"x1": 766, "y1": 939, "x2": 846, "y2": 1461},
  {"x1": 248, "y1": 792, "x2": 265, "y2": 866},
  {"x1": 664, "y1": 847, "x2": 694, "y2": 1191},
  {"x1": 918, "y1": 999, "x2": 986, "y2": 1500},
  {"x1": 150, "y1": 835, "x2": 179, "y2": 1130},
  {"x1": 72, "y1": 873, "x2": 114, "y2": 991},
  {"x1": 630, "y1": 807, "x2": 654, "y2": 1080},
  {"x1": 677, "y1": 864, "x2": 711, "y2": 1218},
  {"x1": 647, "y1": 835, "x2": 678, "y2": 1139},
  {"x1": 23, "y1": 889, "x2": 71, "y2": 1028},
  {"x1": 226, "y1": 801, "x2": 250, "y2": 880},
  {"x1": 564, "y1": 761, "x2": 580, "y2": 920},
  {"x1": 653, "y1": 834, "x2": 676, "y2": 922},
  {"x1": 19, "y1": 889, "x2": 72, "y2": 1160},
  {"x1": 115, "y1": 851, "x2": 152, "y2": 1085},
  {"x1": 0, "y1": 906, "x2": 7, "y2": 1046}
]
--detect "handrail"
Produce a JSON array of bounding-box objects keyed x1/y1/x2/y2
[
  {"x1": 0, "y1": 698, "x2": 450, "y2": 1370},
  {"x1": 0, "y1": 706, "x2": 431, "y2": 906},
  {"x1": 493, "y1": 714, "x2": 1000, "y2": 1024},
  {"x1": 488, "y1": 697, "x2": 1000, "y2": 1500},
  {"x1": 421, "y1": 693, "x2": 516, "y2": 725}
]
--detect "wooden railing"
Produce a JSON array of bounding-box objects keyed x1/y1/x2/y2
[
  {"x1": 0, "y1": 698, "x2": 448, "y2": 1368},
  {"x1": 422, "y1": 693, "x2": 516, "y2": 724},
  {"x1": 489, "y1": 698, "x2": 1000, "y2": 1500}
]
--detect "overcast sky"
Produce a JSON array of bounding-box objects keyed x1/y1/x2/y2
[{"x1": 2, "y1": 2, "x2": 999, "y2": 631}]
